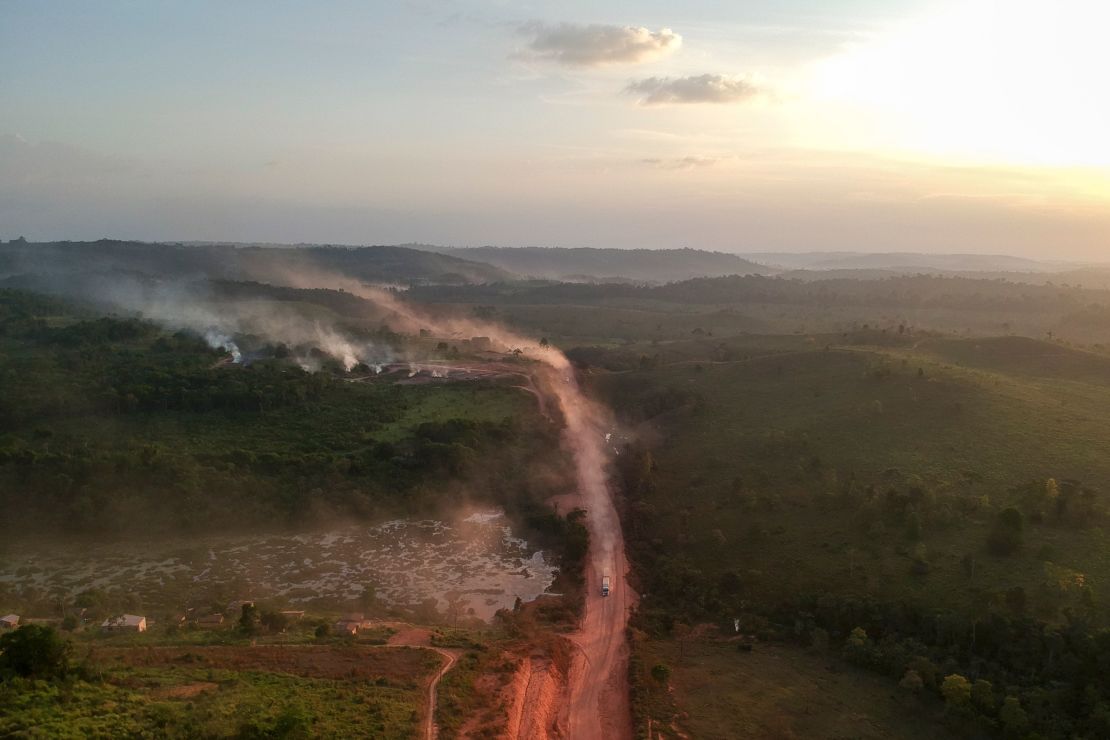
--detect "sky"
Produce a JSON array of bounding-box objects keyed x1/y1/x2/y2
[{"x1": 1, "y1": 0, "x2": 1109, "y2": 257}]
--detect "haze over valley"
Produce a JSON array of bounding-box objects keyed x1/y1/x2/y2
[{"x1": 4, "y1": 1, "x2": 1110, "y2": 738}]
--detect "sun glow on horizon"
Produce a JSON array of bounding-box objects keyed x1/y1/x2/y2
[{"x1": 806, "y1": 0, "x2": 1110, "y2": 170}]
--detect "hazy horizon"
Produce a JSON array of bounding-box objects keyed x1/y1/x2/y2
[
  {"x1": 2, "y1": 238, "x2": 1100, "y2": 268},
  {"x1": 3, "y1": 0, "x2": 1109, "y2": 258}
]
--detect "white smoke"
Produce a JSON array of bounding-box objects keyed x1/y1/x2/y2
[
  {"x1": 202, "y1": 328, "x2": 242, "y2": 363},
  {"x1": 68, "y1": 274, "x2": 395, "y2": 372}
]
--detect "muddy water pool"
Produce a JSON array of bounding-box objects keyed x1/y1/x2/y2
[{"x1": 0, "y1": 511, "x2": 557, "y2": 620}]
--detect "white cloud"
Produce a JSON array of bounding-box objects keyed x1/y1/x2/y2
[
  {"x1": 627, "y1": 74, "x2": 763, "y2": 105},
  {"x1": 639, "y1": 156, "x2": 719, "y2": 170},
  {"x1": 0, "y1": 134, "x2": 134, "y2": 184},
  {"x1": 520, "y1": 22, "x2": 681, "y2": 66}
]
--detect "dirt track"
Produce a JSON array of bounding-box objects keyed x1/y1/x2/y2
[
  {"x1": 383, "y1": 624, "x2": 459, "y2": 740},
  {"x1": 561, "y1": 470, "x2": 635, "y2": 739},
  {"x1": 544, "y1": 373, "x2": 635, "y2": 740},
  {"x1": 423, "y1": 648, "x2": 457, "y2": 740}
]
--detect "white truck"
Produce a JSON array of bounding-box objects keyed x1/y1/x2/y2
[{"x1": 601, "y1": 576, "x2": 611, "y2": 597}]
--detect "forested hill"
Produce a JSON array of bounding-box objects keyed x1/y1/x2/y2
[
  {"x1": 416, "y1": 246, "x2": 773, "y2": 282},
  {"x1": 0, "y1": 239, "x2": 512, "y2": 285},
  {"x1": 410, "y1": 273, "x2": 1110, "y2": 313},
  {"x1": 0, "y1": 289, "x2": 559, "y2": 536},
  {"x1": 743, "y1": 251, "x2": 1059, "y2": 272}
]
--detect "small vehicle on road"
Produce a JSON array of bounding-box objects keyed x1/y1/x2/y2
[{"x1": 601, "y1": 576, "x2": 611, "y2": 597}]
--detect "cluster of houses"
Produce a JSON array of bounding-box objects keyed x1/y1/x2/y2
[
  {"x1": 1, "y1": 610, "x2": 151, "y2": 632},
  {"x1": 0, "y1": 600, "x2": 336, "y2": 636}
]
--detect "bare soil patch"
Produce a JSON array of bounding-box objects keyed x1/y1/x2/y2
[{"x1": 150, "y1": 681, "x2": 219, "y2": 699}]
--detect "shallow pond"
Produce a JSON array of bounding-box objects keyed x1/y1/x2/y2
[{"x1": 0, "y1": 511, "x2": 557, "y2": 621}]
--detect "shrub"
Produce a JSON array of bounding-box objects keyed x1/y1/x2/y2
[
  {"x1": 0, "y1": 625, "x2": 71, "y2": 680},
  {"x1": 650, "y1": 663, "x2": 671, "y2": 684},
  {"x1": 987, "y1": 508, "x2": 1024, "y2": 555}
]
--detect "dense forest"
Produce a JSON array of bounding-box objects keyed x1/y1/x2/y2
[
  {"x1": 412, "y1": 273, "x2": 1110, "y2": 313},
  {"x1": 592, "y1": 331, "x2": 1110, "y2": 738},
  {"x1": 0, "y1": 290, "x2": 564, "y2": 536}
]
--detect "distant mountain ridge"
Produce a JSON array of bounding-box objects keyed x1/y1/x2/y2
[
  {"x1": 0, "y1": 239, "x2": 511, "y2": 285},
  {"x1": 742, "y1": 251, "x2": 1071, "y2": 273},
  {"x1": 414, "y1": 245, "x2": 774, "y2": 283}
]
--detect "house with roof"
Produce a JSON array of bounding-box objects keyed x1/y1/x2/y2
[
  {"x1": 334, "y1": 619, "x2": 361, "y2": 635},
  {"x1": 0, "y1": 614, "x2": 19, "y2": 629},
  {"x1": 227, "y1": 600, "x2": 255, "y2": 614},
  {"x1": 101, "y1": 614, "x2": 147, "y2": 632},
  {"x1": 332, "y1": 610, "x2": 376, "y2": 634}
]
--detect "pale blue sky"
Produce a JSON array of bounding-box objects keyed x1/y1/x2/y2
[{"x1": 2, "y1": 0, "x2": 1108, "y2": 256}]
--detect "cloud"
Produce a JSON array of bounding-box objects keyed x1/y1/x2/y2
[
  {"x1": 639, "y1": 156, "x2": 719, "y2": 170},
  {"x1": 626, "y1": 74, "x2": 763, "y2": 105},
  {"x1": 0, "y1": 134, "x2": 134, "y2": 184},
  {"x1": 520, "y1": 22, "x2": 680, "y2": 66}
]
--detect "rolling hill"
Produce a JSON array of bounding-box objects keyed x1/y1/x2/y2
[
  {"x1": 0, "y1": 239, "x2": 512, "y2": 286},
  {"x1": 415, "y1": 246, "x2": 774, "y2": 283}
]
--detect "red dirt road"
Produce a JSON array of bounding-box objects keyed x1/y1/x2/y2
[
  {"x1": 546, "y1": 373, "x2": 636, "y2": 740},
  {"x1": 562, "y1": 536, "x2": 634, "y2": 739}
]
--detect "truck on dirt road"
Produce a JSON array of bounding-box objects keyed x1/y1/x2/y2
[{"x1": 601, "y1": 576, "x2": 610, "y2": 597}]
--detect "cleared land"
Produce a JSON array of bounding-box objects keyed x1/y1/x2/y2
[
  {"x1": 634, "y1": 639, "x2": 952, "y2": 739},
  {"x1": 1, "y1": 644, "x2": 440, "y2": 738}
]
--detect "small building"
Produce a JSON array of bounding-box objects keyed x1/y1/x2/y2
[
  {"x1": 334, "y1": 619, "x2": 360, "y2": 635},
  {"x1": 227, "y1": 600, "x2": 255, "y2": 615},
  {"x1": 101, "y1": 614, "x2": 147, "y2": 632},
  {"x1": 196, "y1": 613, "x2": 225, "y2": 627},
  {"x1": 470, "y1": 336, "x2": 492, "y2": 351},
  {"x1": 0, "y1": 614, "x2": 19, "y2": 629},
  {"x1": 279, "y1": 610, "x2": 305, "y2": 621}
]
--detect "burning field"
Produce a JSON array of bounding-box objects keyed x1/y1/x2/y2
[{"x1": 0, "y1": 511, "x2": 557, "y2": 620}]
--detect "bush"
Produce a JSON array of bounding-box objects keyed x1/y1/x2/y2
[
  {"x1": 941, "y1": 674, "x2": 972, "y2": 712},
  {"x1": 987, "y1": 507, "x2": 1024, "y2": 555},
  {"x1": 650, "y1": 663, "x2": 671, "y2": 684},
  {"x1": 0, "y1": 625, "x2": 71, "y2": 680},
  {"x1": 899, "y1": 669, "x2": 923, "y2": 692}
]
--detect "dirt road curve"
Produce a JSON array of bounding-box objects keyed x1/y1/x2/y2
[
  {"x1": 383, "y1": 624, "x2": 458, "y2": 740},
  {"x1": 424, "y1": 648, "x2": 457, "y2": 740}
]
